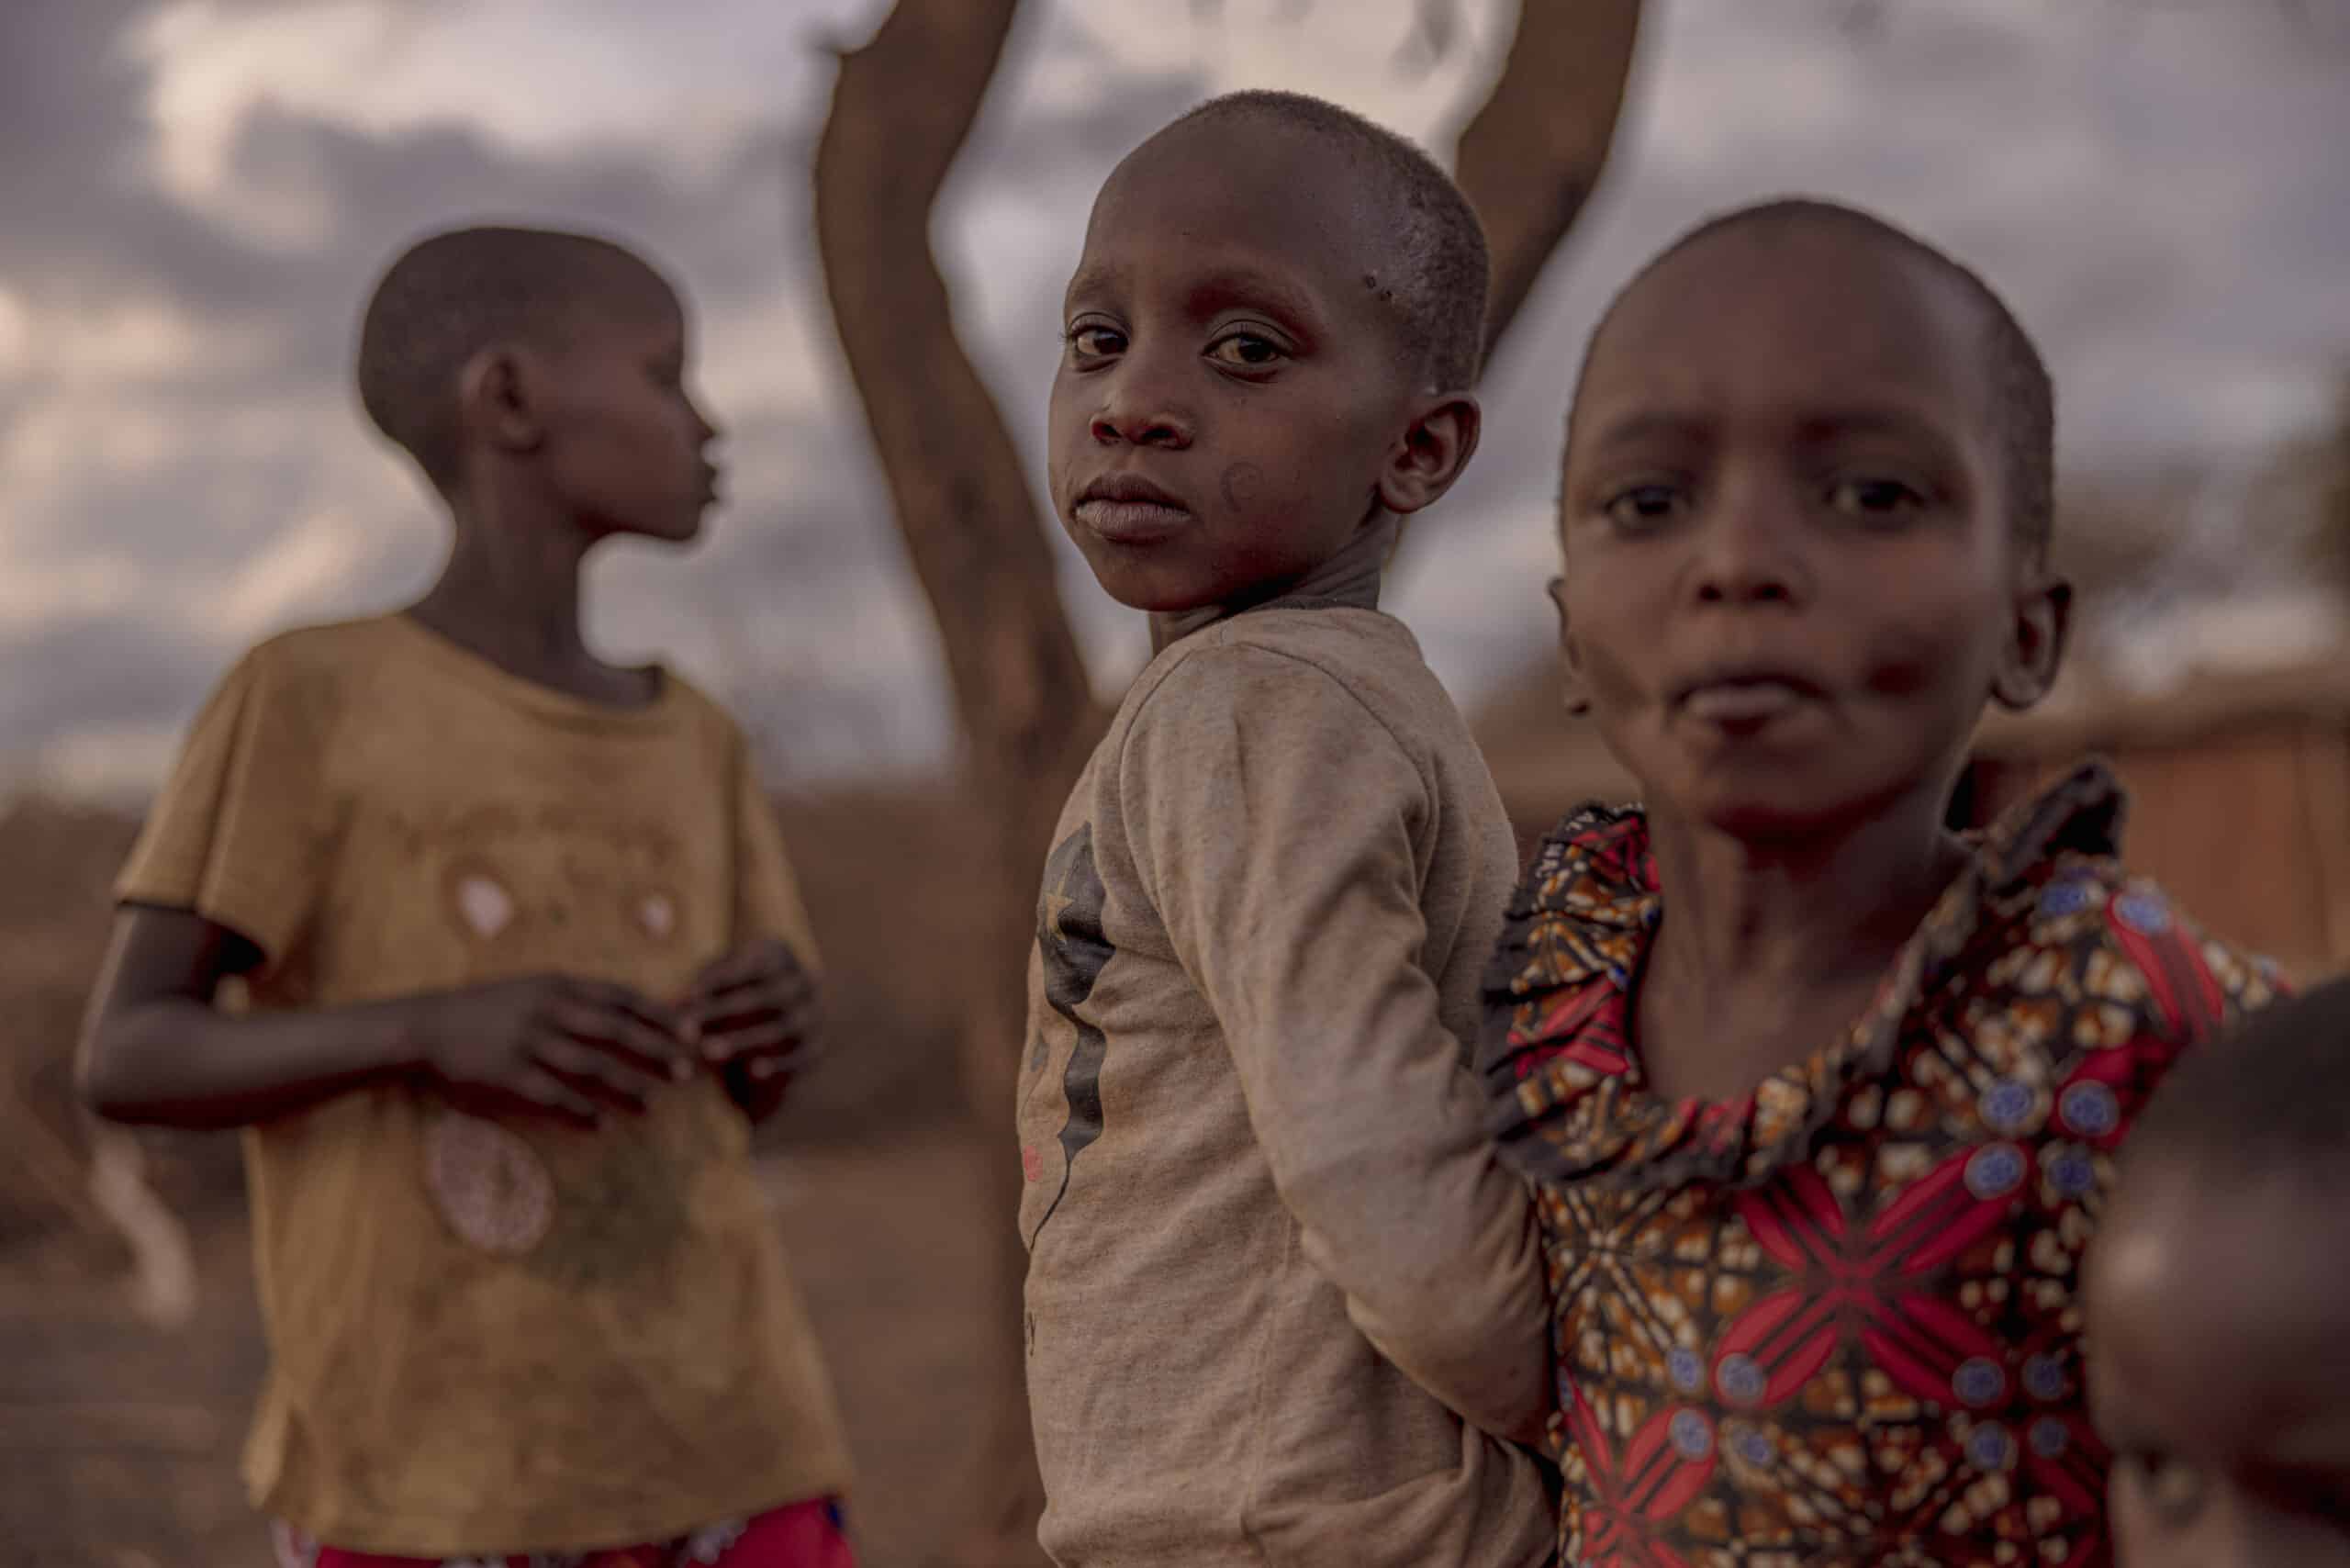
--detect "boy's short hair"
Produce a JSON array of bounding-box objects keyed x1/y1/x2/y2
[
  {"x1": 357, "y1": 225, "x2": 670, "y2": 490},
  {"x1": 1581, "y1": 197, "x2": 2055, "y2": 558},
  {"x1": 2125, "y1": 977, "x2": 2350, "y2": 1186},
  {"x1": 1169, "y1": 90, "x2": 1490, "y2": 392}
]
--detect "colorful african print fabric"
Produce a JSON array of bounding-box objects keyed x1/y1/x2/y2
[{"x1": 1477, "y1": 763, "x2": 2281, "y2": 1568}]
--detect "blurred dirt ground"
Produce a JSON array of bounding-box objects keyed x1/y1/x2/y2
[{"x1": 0, "y1": 1128, "x2": 1002, "y2": 1568}]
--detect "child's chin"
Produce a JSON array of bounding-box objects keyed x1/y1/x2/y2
[
  {"x1": 619, "y1": 516, "x2": 704, "y2": 546},
  {"x1": 1089, "y1": 567, "x2": 1221, "y2": 617},
  {"x1": 1669, "y1": 771, "x2": 1874, "y2": 841}
]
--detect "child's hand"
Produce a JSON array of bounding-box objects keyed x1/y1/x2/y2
[
  {"x1": 683, "y1": 940, "x2": 822, "y2": 1118},
  {"x1": 416, "y1": 975, "x2": 692, "y2": 1127}
]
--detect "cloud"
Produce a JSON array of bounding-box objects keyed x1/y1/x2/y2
[
  {"x1": 1, "y1": 0, "x2": 2344, "y2": 796},
  {"x1": 0, "y1": 0, "x2": 934, "y2": 794}
]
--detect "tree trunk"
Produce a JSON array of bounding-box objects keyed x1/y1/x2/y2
[
  {"x1": 1455, "y1": 0, "x2": 1644, "y2": 359},
  {"x1": 811, "y1": 5, "x2": 1641, "y2": 1562},
  {"x1": 814, "y1": 6, "x2": 1101, "y2": 1564}
]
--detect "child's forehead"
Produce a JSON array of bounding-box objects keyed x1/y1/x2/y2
[
  {"x1": 1575, "y1": 223, "x2": 1990, "y2": 439},
  {"x1": 565, "y1": 274, "x2": 685, "y2": 345},
  {"x1": 1076, "y1": 121, "x2": 1388, "y2": 300}
]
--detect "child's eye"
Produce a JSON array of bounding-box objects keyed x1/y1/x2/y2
[
  {"x1": 1827, "y1": 476, "x2": 1927, "y2": 520},
  {"x1": 1601, "y1": 484, "x2": 1685, "y2": 531},
  {"x1": 1066, "y1": 324, "x2": 1126, "y2": 360},
  {"x1": 1205, "y1": 331, "x2": 1285, "y2": 370},
  {"x1": 2115, "y1": 1448, "x2": 2210, "y2": 1529}
]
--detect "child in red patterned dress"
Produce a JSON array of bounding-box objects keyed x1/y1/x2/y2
[{"x1": 1476, "y1": 196, "x2": 2284, "y2": 1567}]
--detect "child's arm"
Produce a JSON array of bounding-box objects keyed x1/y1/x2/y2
[
  {"x1": 79, "y1": 904, "x2": 692, "y2": 1130},
  {"x1": 1122, "y1": 645, "x2": 1550, "y2": 1447}
]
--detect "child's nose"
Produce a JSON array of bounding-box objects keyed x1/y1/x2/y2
[
  {"x1": 1689, "y1": 492, "x2": 1807, "y2": 608},
  {"x1": 1090, "y1": 364, "x2": 1194, "y2": 450},
  {"x1": 1091, "y1": 409, "x2": 1191, "y2": 449}
]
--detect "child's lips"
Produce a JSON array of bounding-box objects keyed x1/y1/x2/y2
[
  {"x1": 1074, "y1": 497, "x2": 1192, "y2": 543},
  {"x1": 1680, "y1": 679, "x2": 1813, "y2": 724}
]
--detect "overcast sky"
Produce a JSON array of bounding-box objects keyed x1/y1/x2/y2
[{"x1": 3, "y1": 0, "x2": 2344, "y2": 796}]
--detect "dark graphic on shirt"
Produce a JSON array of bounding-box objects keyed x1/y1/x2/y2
[{"x1": 1027, "y1": 823, "x2": 1113, "y2": 1245}]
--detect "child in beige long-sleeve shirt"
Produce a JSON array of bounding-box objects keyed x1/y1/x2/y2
[{"x1": 1014, "y1": 91, "x2": 1553, "y2": 1568}]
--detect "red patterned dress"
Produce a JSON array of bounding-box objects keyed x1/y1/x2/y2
[{"x1": 1478, "y1": 765, "x2": 2280, "y2": 1568}]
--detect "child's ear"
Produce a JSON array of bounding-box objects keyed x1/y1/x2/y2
[
  {"x1": 458, "y1": 342, "x2": 548, "y2": 459},
  {"x1": 1378, "y1": 392, "x2": 1481, "y2": 517},
  {"x1": 1550, "y1": 574, "x2": 1594, "y2": 717},
  {"x1": 1991, "y1": 571, "x2": 2071, "y2": 711}
]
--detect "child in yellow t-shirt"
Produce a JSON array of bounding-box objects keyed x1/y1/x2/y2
[{"x1": 77, "y1": 226, "x2": 856, "y2": 1568}]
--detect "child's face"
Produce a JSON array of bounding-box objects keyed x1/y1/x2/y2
[
  {"x1": 537, "y1": 283, "x2": 721, "y2": 545},
  {"x1": 2087, "y1": 1164, "x2": 2350, "y2": 1567},
  {"x1": 1555, "y1": 221, "x2": 2061, "y2": 839},
  {"x1": 1047, "y1": 120, "x2": 1440, "y2": 612}
]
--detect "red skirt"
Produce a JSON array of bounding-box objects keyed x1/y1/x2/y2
[{"x1": 271, "y1": 1497, "x2": 855, "y2": 1568}]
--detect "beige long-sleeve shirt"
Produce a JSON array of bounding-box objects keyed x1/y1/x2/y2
[{"x1": 1016, "y1": 598, "x2": 1554, "y2": 1567}]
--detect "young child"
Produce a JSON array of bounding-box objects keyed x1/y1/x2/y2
[
  {"x1": 1015, "y1": 92, "x2": 1555, "y2": 1566},
  {"x1": 2087, "y1": 976, "x2": 2350, "y2": 1568},
  {"x1": 76, "y1": 227, "x2": 856, "y2": 1568},
  {"x1": 1476, "y1": 197, "x2": 2282, "y2": 1567}
]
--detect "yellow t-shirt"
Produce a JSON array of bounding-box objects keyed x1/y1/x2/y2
[{"x1": 114, "y1": 613, "x2": 853, "y2": 1557}]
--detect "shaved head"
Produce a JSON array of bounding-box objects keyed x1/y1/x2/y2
[{"x1": 356, "y1": 225, "x2": 675, "y2": 490}]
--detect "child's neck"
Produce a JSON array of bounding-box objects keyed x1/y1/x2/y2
[
  {"x1": 1633, "y1": 780, "x2": 1969, "y2": 1103},
  {"x1": 1147, "y1": 512, "x2": 1394, "y2": 654},
  {"x1": 407, "y1": 490, "x2": 651, "y2": 709}
]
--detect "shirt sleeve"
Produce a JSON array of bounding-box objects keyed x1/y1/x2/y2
[
  {"x1": 727, "y1": 726, "x2": 822, "y2": 974},
  {"x1": 1118, "y1": 642, "x2": 1550, "y2": 1442},
  {"x1": 114, "y1": 644, "x2": 336, "y2": 969}
]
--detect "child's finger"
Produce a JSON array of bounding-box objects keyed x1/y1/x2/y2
[
  {"x1": 688, "y1": 945, "x2": 781, "y2": 1002},
  {"x1": 553, "y1": 996, "x2": 694, "y2": 1082},
  {"x1": 690, "y1": 973, "x2": 815, "y2": 1036},
  {"x1": 697, "y1": 1007, "x2": 822, "y2": 1066},
  {"x1": 700, "y1": 1019, "x2": 812, "y2": 1063},
  {"x1": 570, "y1": 979, "x2": 691, "y2": 1043},
  {"x1": 531, "y1": 1036, "x2": 655, "y2": 1112},
  {"x1": 509, "y1": 1068, "x2": 601, "y2": 1127}
]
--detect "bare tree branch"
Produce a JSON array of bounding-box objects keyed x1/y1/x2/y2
[
  {"x1": 1454, "y1": 0, "x2": 1644, "y2": 361},
  {"x1": 1393, "y1": 0, "x2": 1465, "y2": 74},
  {"x1": 813, "y1": 7, "x2": 1101, "y2": 1562},
  {"x1": 814, "y1": 4, "x2": 1104, "y2": 820}
]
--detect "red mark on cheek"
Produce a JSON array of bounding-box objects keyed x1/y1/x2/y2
[{"x1": 1022, "y1": 1145, "x2": 1044, "y2": 1183}]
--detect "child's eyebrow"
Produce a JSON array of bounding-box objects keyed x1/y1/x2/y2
[
  {"x1": 1788, "y1": 409, "x2": 1960, "y2": 452},
  {"x1": 1583, "y1": 409, "x2": 1710, "y2": 455},
  {"x1": 1064, "y1": 260, "x2": 1125, "y2": 310},
  {"x1": 1181, "y1": 266, "x2": 1319, "y2": 335}
]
